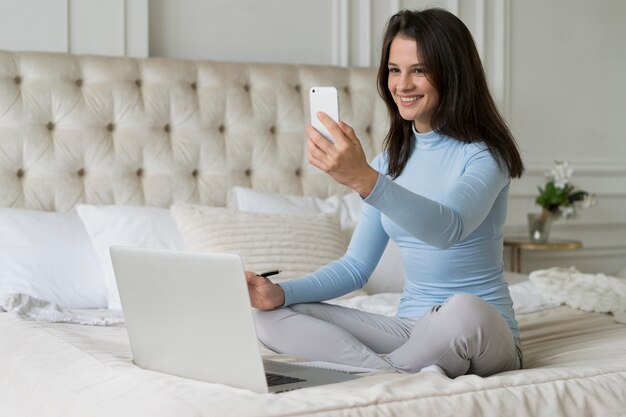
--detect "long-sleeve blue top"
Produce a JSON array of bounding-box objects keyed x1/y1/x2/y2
[{"x1": 280, "y1": 129, "x2": 520, "y2": 339}]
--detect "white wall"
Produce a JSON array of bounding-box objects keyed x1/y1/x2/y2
[
  {"x1": 0, "y1": 0, "x2": 624, "y2": 274},
  {"x1": 505, "y1": 0, "x2": 626, "y2": 274},
  {"x1": 0, "y1": 0, "x2": 148, "y2": 56}
]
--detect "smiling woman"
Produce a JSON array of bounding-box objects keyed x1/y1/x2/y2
[{"x1": 248, "y1": 8, "x2": 527, "y2": 379}]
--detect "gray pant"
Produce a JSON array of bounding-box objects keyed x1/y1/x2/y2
[{"x1": 253, "y1": 293, "x2": 522, "y2": 377}]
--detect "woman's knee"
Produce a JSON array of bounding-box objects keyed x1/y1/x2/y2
[
  {"x1": 441, "y1": 294, "x2": 517, "y2": 375},
  {"x1": 439, "y1": 293, "x2": 506, "y2": 334}
]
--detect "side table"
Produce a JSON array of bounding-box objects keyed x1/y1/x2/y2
[{"x1": 503, "y1": 237, "x2": 583, "y2": 273}]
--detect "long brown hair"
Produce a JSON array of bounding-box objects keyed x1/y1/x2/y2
[{"x1": 377, "y1": 8, "x2": 524, "y2": 179}]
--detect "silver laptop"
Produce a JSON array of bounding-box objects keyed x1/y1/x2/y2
[{"x1": 109, "y1": 245, "x2": 359, "y2": 393}]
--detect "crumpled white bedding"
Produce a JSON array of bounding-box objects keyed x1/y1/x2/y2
[
  {"x1": 0, "y1": 293, "x2": 123, "y2": 326},
  {"x1": 530, "y1": 267, "x2": 626, "y2": 323}
]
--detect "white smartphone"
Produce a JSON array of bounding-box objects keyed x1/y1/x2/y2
[{"x1": 309, "y1": 86, "x2": 339, "y2": 143}]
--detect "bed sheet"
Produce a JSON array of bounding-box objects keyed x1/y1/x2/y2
[{"x1": 1, "y1": 306, "x2": 626, "y2": 417}]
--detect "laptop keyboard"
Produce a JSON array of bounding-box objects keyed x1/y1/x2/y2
[{"x1": 265, "y1": 372, "x2": 306, "y2": 386}]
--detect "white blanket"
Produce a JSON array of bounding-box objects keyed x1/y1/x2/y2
[
  {"x1": 529, "y1": 267, "x2": 626, "y2": 323},
  {"x1": 0, "y1": 293, "x2": 123, "y2": 326}
]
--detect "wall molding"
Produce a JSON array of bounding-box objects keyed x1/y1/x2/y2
[
  {"x1": 0, "y1": 0, "x2": 148, "y2": 57},
  {"x1": 491, "y1": 0, "x2": 511, "y2": 118},
  {"x1": 64, "y1": 0, "x2": 71, "y2": 52},
  {"x1": 66, "y1": 0, "x2": 147, "y2": 56},
  {"x1": 332, "y1": 0, "x2": 350, "y2": 66},
  {"x1": 358, "y1": 0, "x2": 372, "y2": 67}
]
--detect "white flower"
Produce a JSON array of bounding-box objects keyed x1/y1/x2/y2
[
  {"x1": 581, "y1": 193, "x2": 597, "y2": 208},
  {"x1": 550, "y1": 160, "x2": 573, "y2": 189},
  {"x1": 561, "y1": 206, "x2": 575, "y2": 218}
]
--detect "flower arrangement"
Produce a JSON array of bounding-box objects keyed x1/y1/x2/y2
[{"x1": 535, "y1": 160, "x2": 596, "y2": 219}]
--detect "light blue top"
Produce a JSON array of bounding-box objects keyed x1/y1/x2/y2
[{"x1": 280, "y1": 129, "x2": 519, "y2": 339}]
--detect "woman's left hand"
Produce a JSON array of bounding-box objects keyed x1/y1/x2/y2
[{"x1": 306, "y1": 112, "x2": 379, "y2": 197}]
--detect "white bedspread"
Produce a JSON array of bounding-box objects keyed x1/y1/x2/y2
[{"x1": 2, "y1": 304, "x2": 626, "y2": 416}]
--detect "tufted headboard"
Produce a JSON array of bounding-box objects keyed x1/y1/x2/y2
[{"x1": 0, "y1": 50, "x2": 388, "y2": 212}]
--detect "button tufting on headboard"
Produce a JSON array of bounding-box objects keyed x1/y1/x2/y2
[{"x1": 0, "y1": 50, "x2": 387, "y2": 211}]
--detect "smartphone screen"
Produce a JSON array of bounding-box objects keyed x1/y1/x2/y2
[{"x1": 309, "y1": 87, "x2": 339, "y2": 143}]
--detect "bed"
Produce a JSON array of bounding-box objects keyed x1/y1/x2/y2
[{"x1": 1, "y1": 49, "x2": 625, "y2": 417}]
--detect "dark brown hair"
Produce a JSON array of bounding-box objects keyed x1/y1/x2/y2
[{"x1": 377, "y1": 8, "x2": 524, "y2": 179}]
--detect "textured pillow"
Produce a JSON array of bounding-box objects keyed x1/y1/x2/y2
[
  {"x1": 76, "y1": 205, "x2": 184, "y2": 310},
  {"x1": 0, "y1": 208, "x2": 107, "y2": 309},
  {"x1": 170, "y1": 204, "x2": 347, "y2": 284},
  {"x1": 227, "y1": 186, "x2": 405, "y2": 293}
]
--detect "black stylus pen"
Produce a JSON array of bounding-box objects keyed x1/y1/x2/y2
[{"x1": 258, "y1": 270, "x2": 281, "y2": 278}]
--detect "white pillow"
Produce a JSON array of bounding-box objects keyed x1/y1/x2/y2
[
  {"x1": 228, "y1": 186, "x2": 362, "y2": 238},
  {"x1": 0, "y1": 208, "x2": 107, "y2": 309},
  {"x1": 227, "y1": 187, "x2": 405, "y2": 294},
  {"x1": 76, "y1": 205, "x2": 184, "y2": 310},
  {"x1": 170, "y1": 204, "x2": 348, "y2": 284}
]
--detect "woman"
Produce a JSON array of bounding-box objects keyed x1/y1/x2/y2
[{"x1": 246, "y1": 8, "x2": 524, "y2": 377}]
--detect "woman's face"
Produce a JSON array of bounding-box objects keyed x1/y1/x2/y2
[{"x1": 387, "y1": 35, "x2": 439, "y2": 132}]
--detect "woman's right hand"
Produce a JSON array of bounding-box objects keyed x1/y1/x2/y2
[
  {"x1": 306, "y1": 113, "x2": 378, "y2": 198},
  {"x1": 245, "y1": 271, "x2": 285, "y2": 310}
]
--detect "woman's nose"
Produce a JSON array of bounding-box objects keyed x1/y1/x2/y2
[{"x1": 397, "y1": 73, "x2": 412, "y2": 90}]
